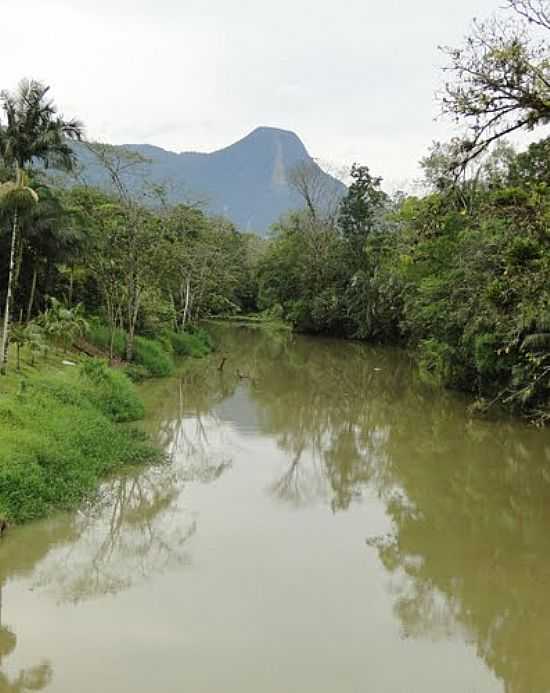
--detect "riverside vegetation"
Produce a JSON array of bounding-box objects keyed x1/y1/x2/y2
[{"x1": 0, "y1": 0, "x2": 548, "y2": 522}]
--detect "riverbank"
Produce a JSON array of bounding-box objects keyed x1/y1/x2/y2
[
  {"x1": 223, "y1": 311, "x2": 549, "y2": 425},
  {"x1": 0, "y1": 327, "x2": 213, "y2": 525},
  {"x1": 209, "y1": 313, "x2": 291, "y2": 330}
]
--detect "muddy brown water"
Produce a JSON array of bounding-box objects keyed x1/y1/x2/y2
[{"x1": 1, "y1": 324, "x2": 550, "y2": 693}]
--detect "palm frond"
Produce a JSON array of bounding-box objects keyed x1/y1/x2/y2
[{"x1": 0, "y1": 79, "x2": 84, "y2": 171}]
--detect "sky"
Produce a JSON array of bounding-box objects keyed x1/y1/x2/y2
[{"x1": 1, "y1": 0, "x2": 533, "y2": 189}]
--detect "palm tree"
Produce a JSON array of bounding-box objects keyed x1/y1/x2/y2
[
  {"x1": 0, "y1": 79, "x2": 83, "y2": 170},
  {"x1": 10, "y1": 322, "x2": 45, "y2": 371},
  {"x1": 0, "y1": 79, "x2": 83, "y2": 373},
  {"x1": 39, "y1": 297, "x2": 89, "y2": 353},
  {"x1": 21, "y1": 184, "x2": 86, "y2": 321}
]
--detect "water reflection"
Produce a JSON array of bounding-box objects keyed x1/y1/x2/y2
[
  {"x1": 208, "y1": 324, "x2": 550, "y2": 692},
  {"x1": 367, "y1": 429, "x2": 550, "y2": 693},
  {"x1": 32, "y1": 467, "x2": 197, "y2": 602},
  {"x1": 0, "y1": 324, "x2": 549, "y2": 693},
  {"x1": 0, "y1": 585, "x2": 52, "y2": 692}
]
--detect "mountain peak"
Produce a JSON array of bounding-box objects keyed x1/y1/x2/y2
[
  {"x1": 215, "y1": 125, "x2": 310, "y2": 164},
  {"x1": 248, "y1": 125, "x2": 302, "y2": 140},
  {"x1": 71, "y1": 128, "x2": 345, "y2": 234}
]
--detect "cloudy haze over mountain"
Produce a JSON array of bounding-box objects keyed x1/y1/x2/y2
[{"x1": 3, "y1": 0, "x2": 517, "y2": 189}]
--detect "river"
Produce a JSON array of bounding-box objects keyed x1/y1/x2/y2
[{"x1": 1, "y1": 324, "x2": 550, "y2": 693}]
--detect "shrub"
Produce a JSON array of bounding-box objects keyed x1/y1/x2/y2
[
  {"x1": 165, "y1": 329, "x2": 212, "y2": 358},
  {"x1": 123, "y1": 364, "x2": 150, "y2": 383},
  {"x1": 79, "y1": 358, "x2": 145, "y2": 422},
  {"x1": 134, "y1": 336, "x2": 174, "y2": 376},
  {"x1": 87, "y1": 322, "x2": 175, "y2": 377},
  {"x1": 86, "y1": 321, "x2": 126, "y2": 358},
  {"x1": 0, "y1": 370, "x2": 157, "y2": 524},
  {"x1": 86, "y1": 321, "x2": 211, "y2": 376}
]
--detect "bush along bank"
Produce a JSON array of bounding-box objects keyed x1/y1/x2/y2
[
  {"x1": 85, "y1": 322, "x2": 213, "y2": 380},
  {"x1": 0, "y1": 326, "x2": 213, "y2": 526},
  {"x1": 0, "y1": 359, "x2": 158, "y2": 525}
]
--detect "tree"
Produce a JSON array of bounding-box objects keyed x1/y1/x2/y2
[
  {"x1": 39, "y1": 297, "x2": 88, "y2": 353},
  {"x1": 288, "y1": 160, "x2": 343, "y2": 222},
  {"x1": 419, "y1": 138, "x2": 517, "y2": 209},
  {"x1": 508, "y1": 134, "x2": 550, "y2": 182},
  {"x1": 0, "y1": 171, "x2": 38, "y2": 373},
  {"x1": 27, "y1": 187, "x2": 85, "y2": 317},
  {"x1": 338, "y1": 164, "x2": 387, "y2": 248},
  {"x1": 440, "y1": 0, "x2": 550, "y2": 168},
  {"x1": 84, "y1": 143, "x2": 158, "y2": 361},
  {"x1": 0, "y1": 80, "x2": 83, "y2": 373}
]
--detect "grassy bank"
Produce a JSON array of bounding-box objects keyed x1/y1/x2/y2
[
  {"x1": 0, "y1": 325, "x2": 213, "y2": 525},
  {"x1": 0, "y1": 357, "x2": 156, "y2": 524},
  {"x1": 85, "y1": 322, "x2": 213, "y2": 379}
]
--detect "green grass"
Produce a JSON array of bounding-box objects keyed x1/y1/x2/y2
[
  {"x1": 0, "y1": 359, "x2": 157, "y2": 525},
  {"x1": 134, "y1": 336, "x2": 174, "y2": 376},
  {"x1": 79, "y1": 358, "x2": 145, "y2": 421},
  {"x1": 86, "y1": 322, "x2": 127, "y2": 358},
  {"x1": 86, "y1": 322, "x2": 175, "y2": 377},
  {"x1": 165, "y1": 329, "x2": 212, "y2": 358},
  {"x1": 0, "y1": 322, "x2": 213, "y2": 525}
]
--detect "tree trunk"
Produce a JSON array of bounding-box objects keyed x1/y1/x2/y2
[
  {"x1": 0, "y1": 210, "x2": 19, "y2": 375},
  {"x1": 26, "y1": 264, "x2": 38, "y2": 323},
  {"x1": 126, "y1": 289, "x2": 141, "y2": 363},
  {"x1": 68, "y1": 266, "x2": 74, "y2": 308},
  {"x1": 13, "y1": 232, "x2": 24, "y2": 290},
  {"x1": 182, "y1": 277, "x2": 191, "y2": 330}
]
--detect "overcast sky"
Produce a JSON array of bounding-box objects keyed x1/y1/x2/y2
[{"x1": 2, "y1": 0, "x2": 525, "y2": 189}]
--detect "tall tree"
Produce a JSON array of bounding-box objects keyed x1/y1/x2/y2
[
  {"x1": 84, "y1": 142, "x2": 156, "y2": 361},
  {"x1": 440, "y1": 0, "x2": 550, "y2": 168},
  {"x1": 0, "y1": 79, "x2": 83, "y2": 372},
  {"x1": 288, "y1": 160, "x2": 343, "y2": 222},
  {"x1": 0, "y1": 171, "x2": 38, "y2": 372},
  {"x1": 338, "y1": 164, "x2": 387, "y2": 248}
]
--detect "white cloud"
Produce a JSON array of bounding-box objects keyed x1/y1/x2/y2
[{"x1": 2, "y1": 0, "x2": 538, "y2": 187}]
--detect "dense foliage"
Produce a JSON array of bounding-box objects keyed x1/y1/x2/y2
[
  {"x1": 0, "y1": 81, "x2": 259, "y2": 380},
  {"x1": 257, "y1": 140, "x2": 550, "y2": 422},
  {"x1": 0, "y1": 0, "x2": 548, "y2": 429}
]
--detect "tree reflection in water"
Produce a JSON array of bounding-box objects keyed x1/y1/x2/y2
[
  {"x1": 211, "y1": 324, "x2": 550, "y2": 693},
  {"x1": 365, "y1": 424, "x2": 550, "y2": 693},
  {"x1": 1, "y1": 323, "x2": 549, "y2": 693},
  {"x1": 0, "y1": 584, "x2": 52, "y2": 692},
  {"x1": 0, "y1": 360, "x2": 235, "y2": 687},
  {"x1": 31, "y1": 467, "x2": 196, "y2": 602}
]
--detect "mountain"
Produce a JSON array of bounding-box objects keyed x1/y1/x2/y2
[{"x1": 71, "y1": 127, "x2": 346, "y2": 235}]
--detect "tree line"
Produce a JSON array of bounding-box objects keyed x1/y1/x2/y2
[
  {"x1": 257, "y1": 0, "x2": 550, "y2": 423},
  {"x1": 0, "y1": 0, "x2": 548, "y2": 422},
  {"x1": 0, "y1": 83, "x2": 260, "y2": 373}
]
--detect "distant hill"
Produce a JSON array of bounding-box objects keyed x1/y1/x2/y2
[{"x1": 70, "y1": 127, "x2": 346, "y2": 235}]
